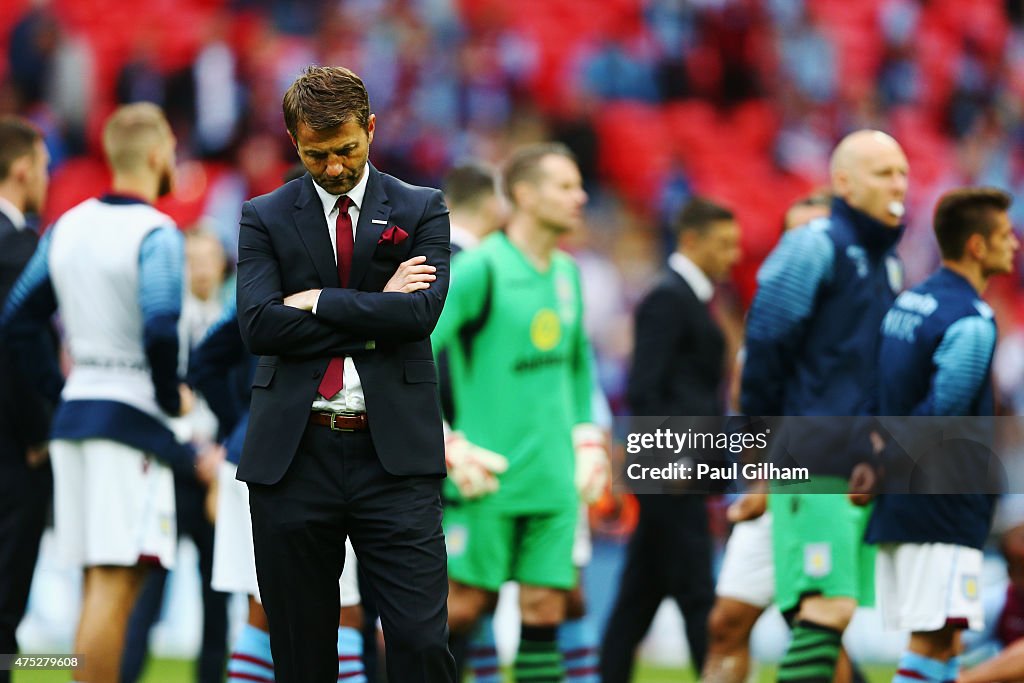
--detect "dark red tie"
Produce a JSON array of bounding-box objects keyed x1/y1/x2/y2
[{"x1": 318, "y1": 196, "x2": 354, "y2": 399}]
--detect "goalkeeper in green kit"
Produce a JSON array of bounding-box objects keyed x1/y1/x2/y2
[{"x1": 431, "y1": 143, "x2": 610, "y2": 682}]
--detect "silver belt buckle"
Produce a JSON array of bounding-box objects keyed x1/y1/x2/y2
[{"x1": 330, "y1": 412, "x2": 357, "y2": 432}]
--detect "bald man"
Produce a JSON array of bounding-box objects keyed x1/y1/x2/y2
[{"x1": 740, "y1": 130, "x2": 908, "y2": 683}]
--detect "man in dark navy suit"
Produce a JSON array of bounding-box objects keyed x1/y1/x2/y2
[
  {"x1": 235, "y1": 65, "x2": 455, "y2": 683},
  {"x1": 601, "y1": 197, "x2": 741, "y2": 683},
  {"x1": 0, "y1": 116, "x2": 52, "y2": 680}
]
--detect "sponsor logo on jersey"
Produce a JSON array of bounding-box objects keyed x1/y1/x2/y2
[
  {"x1": 530, "y1": 309, "x2": 561, "y2": 351},
  {"x1": 895, "y1": 290, "x2": 938, "y2": 316},
  {"x1": 881, "y1": 308, "x2": 923, "y2": 344},
  {"x1": 513, "y1": 353, "x2": 569, "y2": 372}
]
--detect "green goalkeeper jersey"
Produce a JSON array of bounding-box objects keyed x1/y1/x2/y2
[{"x1": 431, "y1": 232, "x2": 594, "y2": 513}]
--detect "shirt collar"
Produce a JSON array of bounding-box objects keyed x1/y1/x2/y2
[
  {"x1": 99, "y1": 192, "x2": 152, "y2": 206},
  {"x1": 830, "y1": 196, "x2": 904, "y2": 253},
  {"x1": 938, "y1": 266, "x2": 982, "y2": 297},
  {"x1": 0, "y1": 196, "x2": 27, "y2": 231},
  {"x1": 450, "y1": 223, "x2": 479, "y2": 250},
  {"x1": 668, "y1": 251, "x2": 714, "y2": 303},
  {"x1": 313, "y1": 163, "x2": 370, "y2": 216}
]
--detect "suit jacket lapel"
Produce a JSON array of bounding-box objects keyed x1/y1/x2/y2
[
  {"x1": 293, "y1": 174, "x2": 339, "y2": 288},
  {"x1": 350, "y1": 164, "x2": 391, "y2": 289}
]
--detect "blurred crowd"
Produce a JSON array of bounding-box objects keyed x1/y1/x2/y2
[{"x1": 5, "y1": 0, "x2": 1024, "y2": 408}]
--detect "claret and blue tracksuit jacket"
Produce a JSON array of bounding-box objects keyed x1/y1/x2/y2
[
  {"x1": 867, "y1": 267, "x2": 998, "y2": 550},
  {"x1": 741, "y1": 197, "x2": 904, "y2": 477}
]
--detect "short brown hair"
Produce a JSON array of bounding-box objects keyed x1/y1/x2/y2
[
  {"x1": 673, "y1": 197, "x2": 735, "y2": 238},
  {"x1": 782, "y1": 189, "x2": 832, "y2": 232},
  {"x1": 443, "y1": 162, "x2": 497, "y2": 210},
  {"x1": 933, "y1": 187, "x2": 1013, "y2": 260},
  {"x1": 102, "y1": 103, "x2": 172, "y2": 173},
  {"x1": 502, "y1": 142, "x2": 576, "y2": 206},
  {"x1": 0, "y1": 117, "x2": 42, "y2": 182},
  {"x1": 790, "y1": 189, "x2": 832, "y2": 212},
  {"x1": 282, "y1": 65, "x2": 371, "y2": 138}
]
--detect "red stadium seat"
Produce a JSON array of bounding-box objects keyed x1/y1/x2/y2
[{"x1": 42, "y1": 157, "x2": 110, "y2": 228}]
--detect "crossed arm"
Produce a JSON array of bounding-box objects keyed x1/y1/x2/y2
[{"x1": 236, "y1": 193, "x2": 450, "y2": 358}]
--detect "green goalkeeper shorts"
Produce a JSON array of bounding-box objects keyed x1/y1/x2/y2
[
  {"x1": 443, "y1": 503, "x2": 578, "y2": 591},
  {"x1": 770, "y1": 479, "x2": 876, "y2": 614}
]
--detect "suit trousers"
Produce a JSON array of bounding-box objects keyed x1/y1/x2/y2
[
  {"x1": 248, "y1": 424, "x2": 455, "y2": 683},
  {"x1": 599, "y1": 495, "x2": 714, "y2": 682},
  {"x1": 0, "y1": 436, "x2": 52, "y2": 683}
]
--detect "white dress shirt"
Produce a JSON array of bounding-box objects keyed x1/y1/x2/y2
[
  {"x1": 311, "y1": 164, "x2": 370, "y2": 413},
  {"x1": 0, "y1": 196, "x2": 27, "y2": 231},
  {"x1": 668, "y1": 251, "x2": 714, "y2": 303},
  {"x1": 449, "y1": 222, "x2": 480, "y2": 252}
]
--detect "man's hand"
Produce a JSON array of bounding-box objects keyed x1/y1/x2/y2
[
  {"x1": 727, "y1": 491, "x2": 768, "y2": 522},
  {"x1": 178, "y1": 384, "x2": 195, "y2": 417},
  {"x1": 26, "y1": 442, "x2": 49, "y2": 468},
  {"x1": 445, "y1": 432, "x2": 508, "y2": 499},
  {"x1": 573, "y1": 424, "x2": 611, "y2": 505},
  {"x1": 195, "y1": 442, "x2": 226, "y2": 486},
  {"x1": 848, "y1": 462, "x2": 878, "y2": 506},
  {"x1": 283, "y1": 289, "x2": 321, "y2": 311},
  {"x1": 384, "y1": 256, "x2": 436, "y2": 293}
]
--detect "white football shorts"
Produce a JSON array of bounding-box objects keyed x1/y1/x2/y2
[
  {"x1": 876, "y1": 542, "x2": 984, "y2": 632},
  {"x1": 211, "y1": 460, "x2": 360, "y2": 606},
  {"x1": 715, "y1": 512, "x2": 775, "y2": 608},
  {"x1": 51, "y1": 438, "x2": 177, "y2": 570}
]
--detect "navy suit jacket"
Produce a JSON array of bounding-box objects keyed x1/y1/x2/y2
[
  {"x1": 0, "y1": 211, "x2": 53, "y2": 459},
  {"x1": 628, "y1": 268, "x2": 725, "y2": 417},
  {"x1": 235, "y1": 165, "x2": 450, "y2": 485}
]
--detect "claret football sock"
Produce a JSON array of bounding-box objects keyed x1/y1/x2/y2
[
  {"x1": 559, "y1": 618, "x2": 599, "y2": 683},
  {"x1": 467, "y1": 614, "x2": 501, "y2": 683},
  {"x1": 337, "y1": 626, "x2": 367, "y2": 682},
  {"x1": 893, "y1": 650, "x2": 948, "y2": 683},
  {"x1": 227, "y1": 624, "x2": 275, "y2": 682},
  {"x1": 943, "y1": 656, "x2": 962, "y2": 683}
]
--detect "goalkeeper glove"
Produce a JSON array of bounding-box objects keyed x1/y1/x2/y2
[
  {"x1": 573, "y1": 423, "x2": 610, "y2": 504},
  {"x1": 445, "y1": 431, "x2": 509, "y2": 499}
]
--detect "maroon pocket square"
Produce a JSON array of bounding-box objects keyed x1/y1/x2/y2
[{"x1": 378, "y1": 225, "x2": 408, "y2": 246}]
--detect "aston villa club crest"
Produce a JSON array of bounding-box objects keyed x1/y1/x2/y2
[
  {"x1": 804, "y1": 542, "x2": 832, "y2": 578},
  {"x1": 962, "y1": 575, "x2": 979, "y2": 601},
  {"x1": 445, "y1": 524, "x2": 468, "y2": 557},
  {"x1": 885, "y1": 256, "x2": 903, "y2": 294}
]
